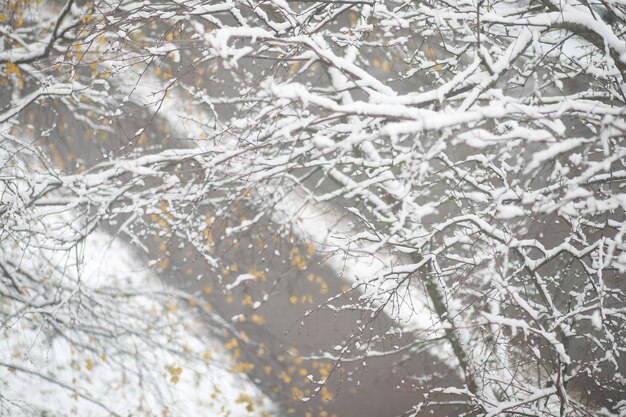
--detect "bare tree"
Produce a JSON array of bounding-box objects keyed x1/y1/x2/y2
[{"x1": 1, "y1": 0, "x2": 625, "y2": 416}]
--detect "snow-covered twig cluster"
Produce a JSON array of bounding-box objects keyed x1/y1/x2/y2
[{"x1": 1, "y1": 0, "x2": 625, "y2": 415}]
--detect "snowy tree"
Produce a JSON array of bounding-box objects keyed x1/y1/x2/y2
[{"x1": 1, "y1": 0, "x2": 625, "y2": 416}]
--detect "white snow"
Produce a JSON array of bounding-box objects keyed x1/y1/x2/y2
[{"x1": 0, "y1": 231, "x2": 277, "y2": 417}]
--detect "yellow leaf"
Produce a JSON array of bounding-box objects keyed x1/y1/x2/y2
[
  {"x1": 235, "y1": 393, "x2": 253, "y2": 404},
  {"x1": 168, "y1": 366, "x2": 183, "y2": 383},
  {"x1": 349, "y1": 12, "x2": 357, "y2": 26},
  {"x1": 321, "y1": 388, "x2": 333, "y2": 401},
  {"x1": 278, "y1": 371, "x2": 291, "y2": 384},
  {"x1": 289, "y1": 295, "x2": 298, "y2": 305},
  {"x1": 85, "y1": 359, "x2": 94, "y2": 371},
  {"x1": 288, "y1": 61, "x2": 300, "y2": 76},
  {"x1": 305, "y1": 242, "x2": 315, "y2": 255},
  {"x1": 231, "y1": 362, "x2": 255, "y2": 373},
  {"x1": 224, "y1": 337, "x2": 238, "y2": 350},
  {"x1": 248, "y1": 267, "x2": 265, "y2": 282},
  {"x1": 381, "y1": 60, "x2": 390, "y2": 72},
  {"x1": 291, "y1": 254, "x2": 306, "y2": 270},
  {"x1": 5, "y1": 62, "x2": 20, "y2": 76},
  {"x1": 157, "y1": 257, "x2": 170, "y2": 269},
  {"x1": 242, "y1": 295, "x2": 253, "y2": 306},
  {"x1": 235, "y1": 393, "x2": 255, "y2": 412}
]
